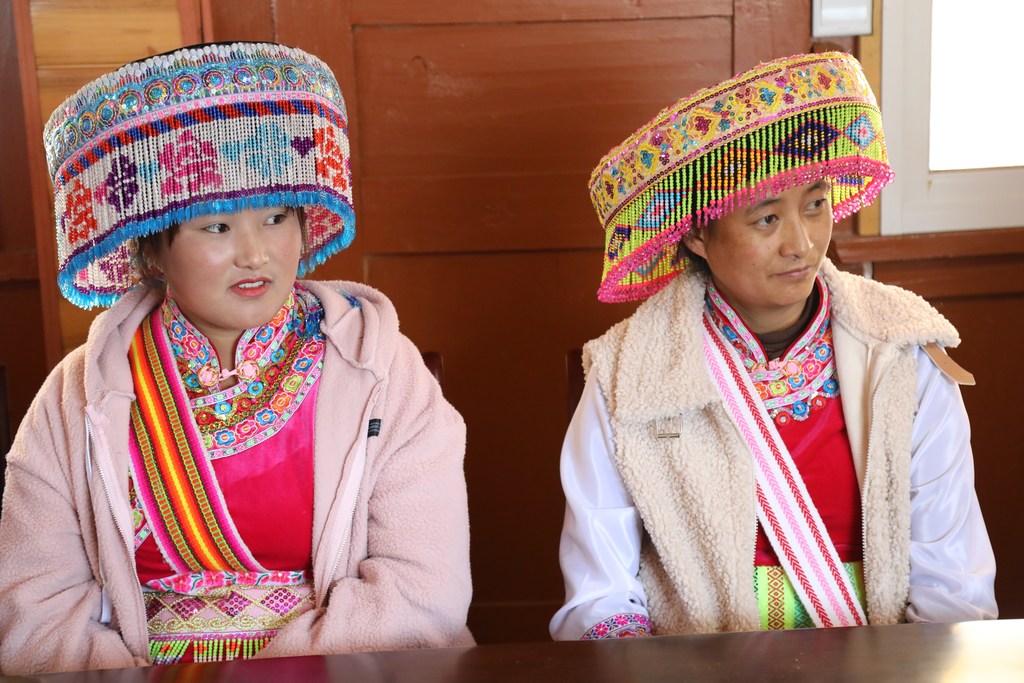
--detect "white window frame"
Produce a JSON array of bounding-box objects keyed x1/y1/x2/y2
[{"x1": 880, "y1": 0, "x2": 1024, "y2": 234}]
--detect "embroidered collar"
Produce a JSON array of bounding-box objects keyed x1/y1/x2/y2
[
  {"x1": 705, "y1": 276, "x2": 840, "y2": 425},
  {"x1": 160, "y1": 285, "x2": 326, "y2": 457}
]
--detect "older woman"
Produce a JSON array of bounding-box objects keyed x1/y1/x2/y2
[
  {"x1": 0, "y1": 42, "x2": 472, "y2": 674},
  {"x1": 551, "y1": 52, "x2": 996, "y2": 640}
]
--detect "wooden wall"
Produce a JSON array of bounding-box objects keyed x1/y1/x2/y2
[{"x1": 4, "y1": 0, "x2": 1021, "y2": 646}]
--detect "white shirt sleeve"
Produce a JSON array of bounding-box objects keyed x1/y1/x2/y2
[
  {"x1": 549, "y1": 374, "x2": 650, "y2": 640},
  {"x1": 905, "y1": 347, "x2": 998, "y2": 622}
]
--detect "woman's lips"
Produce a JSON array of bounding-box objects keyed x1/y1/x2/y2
[
  {"x1": 775, "y1": 265, "x2": 813, "y2": 280},
  {"x1": 231, "y1": 279, "x2": 270, "y2": 297}
]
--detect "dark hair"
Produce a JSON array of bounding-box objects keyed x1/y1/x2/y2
[
  {"x1": 676, "y1": 196, "x2": 712, "y2": 274},
  {"x1": 132, "y1": 206, "x2": 308, "y2": 288}
]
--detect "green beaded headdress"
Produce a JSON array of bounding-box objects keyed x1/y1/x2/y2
[
  {"x1": 589, "y1": 52, "x2": 893, "y2": 303},
  {"x1": 44, "y1": 42, "x2": 354, "y2": 309}
]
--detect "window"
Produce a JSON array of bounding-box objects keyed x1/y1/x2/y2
[{"x1": 879, "y1": 0, "x2": 1024, "y2": 234}]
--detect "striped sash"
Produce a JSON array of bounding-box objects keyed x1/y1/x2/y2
[
  {"x1": 128, "y1": 312, "x2": 265, "y2": 574},
  {"x1": 702, "y1": 315, "x2": 866, "y2": 628}
]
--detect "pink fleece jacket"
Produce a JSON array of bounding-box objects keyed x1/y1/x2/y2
[{"x1": 0, "y1": 280, "x2": 473, "y2": 675}]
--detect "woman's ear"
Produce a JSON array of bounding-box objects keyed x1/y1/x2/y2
[{"x1": 682, "y1": 226, "x2": 708, "y2": 260}]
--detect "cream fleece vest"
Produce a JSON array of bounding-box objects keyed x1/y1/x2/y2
[{"x1": 584, "y1": 259, "x2": 961, "y2": 634}]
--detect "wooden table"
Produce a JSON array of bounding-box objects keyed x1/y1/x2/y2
[{"x1": 9, "y1": 620, "x2": 1023, "y2": 682}]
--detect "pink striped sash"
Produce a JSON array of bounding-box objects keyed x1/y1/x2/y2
[{"x1": 702, "y1": 315, "x2": 866, "y2": 628}]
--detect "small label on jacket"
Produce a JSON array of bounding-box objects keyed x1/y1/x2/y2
[{"x1": 367, "y1": 418, "x2": 382, "y2": 437}]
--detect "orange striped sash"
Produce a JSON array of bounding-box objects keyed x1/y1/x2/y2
[{"x1": 128, "y1": 312, "x2": 263, "y2": 573}]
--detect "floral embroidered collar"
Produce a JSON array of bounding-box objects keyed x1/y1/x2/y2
[
  {"x1": 160, "y1": 285, "x2": 326, "y2": 457},
  {"x1": 705, "y1": 276, "x2": 840, "y2": 425}
]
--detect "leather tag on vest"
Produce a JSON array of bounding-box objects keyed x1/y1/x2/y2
[{"x1": 923, "y1": 343, "x2": 975, "y2": 386}]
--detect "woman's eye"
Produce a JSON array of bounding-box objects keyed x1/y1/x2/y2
[
  {"x1": 204, "y1": 223, "x2": 229, "y2": 234},
  {"x1": 267, "y1": 212, "x2": 288, "y2": 225},
  {"x1": 809, "y1": 198, "x2": 828, "y2": 210},
  {"x1": 755, "y1": 214, "x2": 778, "y2": 227}
]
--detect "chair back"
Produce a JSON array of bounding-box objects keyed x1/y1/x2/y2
[{"x1": 422, "y1": 351, "x2": 444, "y2": 387}]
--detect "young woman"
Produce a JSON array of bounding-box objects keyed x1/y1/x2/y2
[
  {"x1": 550, "y1": 52, "x2": 997, "y2": 640},
  {"x1": 0, "y1": 43, "x2": 472, "y2": 674}
]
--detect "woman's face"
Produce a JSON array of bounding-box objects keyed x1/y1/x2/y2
[
  {"x1": 683, "y1": 180, "x2": 833, "y2": 334},
  {"x1": 151, "y1": 206, "x2": 303, "y2": 355}
]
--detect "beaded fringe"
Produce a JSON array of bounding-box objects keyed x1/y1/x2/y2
[{"x1": 149, "y1": 635, "x2": 273, "y2": 665}]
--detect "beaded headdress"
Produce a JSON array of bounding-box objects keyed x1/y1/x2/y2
[
  {"x1": 590, "y1": 52, "x2": 893, "y2": 303},
  {"x1": 44, "y1": 42, "x2": 355, "y2": 308}
]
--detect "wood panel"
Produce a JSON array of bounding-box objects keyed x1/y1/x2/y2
[
  {"x1": 832, "y1": 227, "x2": 1024, "y2": 263},
  {"x1": 0, "y1": 251, "x2": 38, "y2": 282},
  {"x1": 201, "y1": 0, "x2": 273, "y2": 44},
  {"x1": 355, "y1": 19, "x2": 732, "y2": 181},
  {"x1": 351, "y1": 0, "x2": 732, "y2": 25},
  {"x1": 733, "y1": 0, "x2": 811, "y2": 71},
  {"x1": 30, "y1": 0, "x2": 183, "y2": 67},
  {"x1": 351, "y1": 19, "x2": 732, "y2": 261},
  {"x1": 873, "y1": 255, "x2": 1024, "y2": 299}
]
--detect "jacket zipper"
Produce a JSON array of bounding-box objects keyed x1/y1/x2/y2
[
  {"x1": 322, "y1": 490, "x2": 359, "y2": 608},
  {"x1": 317, "y1": 383, "x2": 382, "y2": 609},
  {"x1": 86, "y1": 413, "x2": 143, "y2": 646},
  {"x1": 751, "y1": 502, "x2": 760, "y2": 628}
]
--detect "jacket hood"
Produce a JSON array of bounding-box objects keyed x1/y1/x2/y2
[{"x1": 303, "y1": 280, "x2": 401, "y2": 382}]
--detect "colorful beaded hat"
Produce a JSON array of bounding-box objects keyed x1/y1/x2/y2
[
  {"x1": 590, "y1": 51, "x2": 893, "y2": 303},
  {"x1": 44, "y1": 42, "x2": 355, "y2": 308}
]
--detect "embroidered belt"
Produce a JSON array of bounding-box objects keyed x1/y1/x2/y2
[{"x1": 145, "y1": 582, "x2": 314, "y2": 664}]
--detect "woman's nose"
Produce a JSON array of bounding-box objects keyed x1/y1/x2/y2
[
  {"x1": 237, "y1": 229, "x2": 270, "y2": 268},
  {"x1": 780, "y1": 216, "x2": 813, "y2": 258}
]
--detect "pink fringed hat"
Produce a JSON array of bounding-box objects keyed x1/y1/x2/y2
[
  {"x1": 44, "y1": 42, "x2": 355, "y2": 309},
  {"x1": 590, "y1": 51, "x2": 893, "y2": 303}
]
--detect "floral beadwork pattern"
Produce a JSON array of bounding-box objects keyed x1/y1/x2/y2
[
  {"x1": 313, "y1": 126, "x2": 350, "y2": 191},
  {"x1": 581, "y1": 613, "x2": 652, "y2": 640},
  {"x1": 159, "y1": 130, "x2": 224, "y2": 195},
  {"x1": 62, "y1": 177, "x2": 98, "y2": 245},
  {"x1": 706, "y1": 276, "x2": 839, "y2": 426},
  {"x1": 220, "y1": 121, "x2": 296, "y2": 179},
  {"x1": 161, "y1": 285, "x2": 325, "y2": 458},
  {"x1": 105, "y1": 155, "x2": 140, "y2": 212},
  {"x1": 128, "y1": 476, "x2": 153, "y2": 551},
  {"x1": 146, "y1": 569, "x2": 310, "y2": 594}
]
